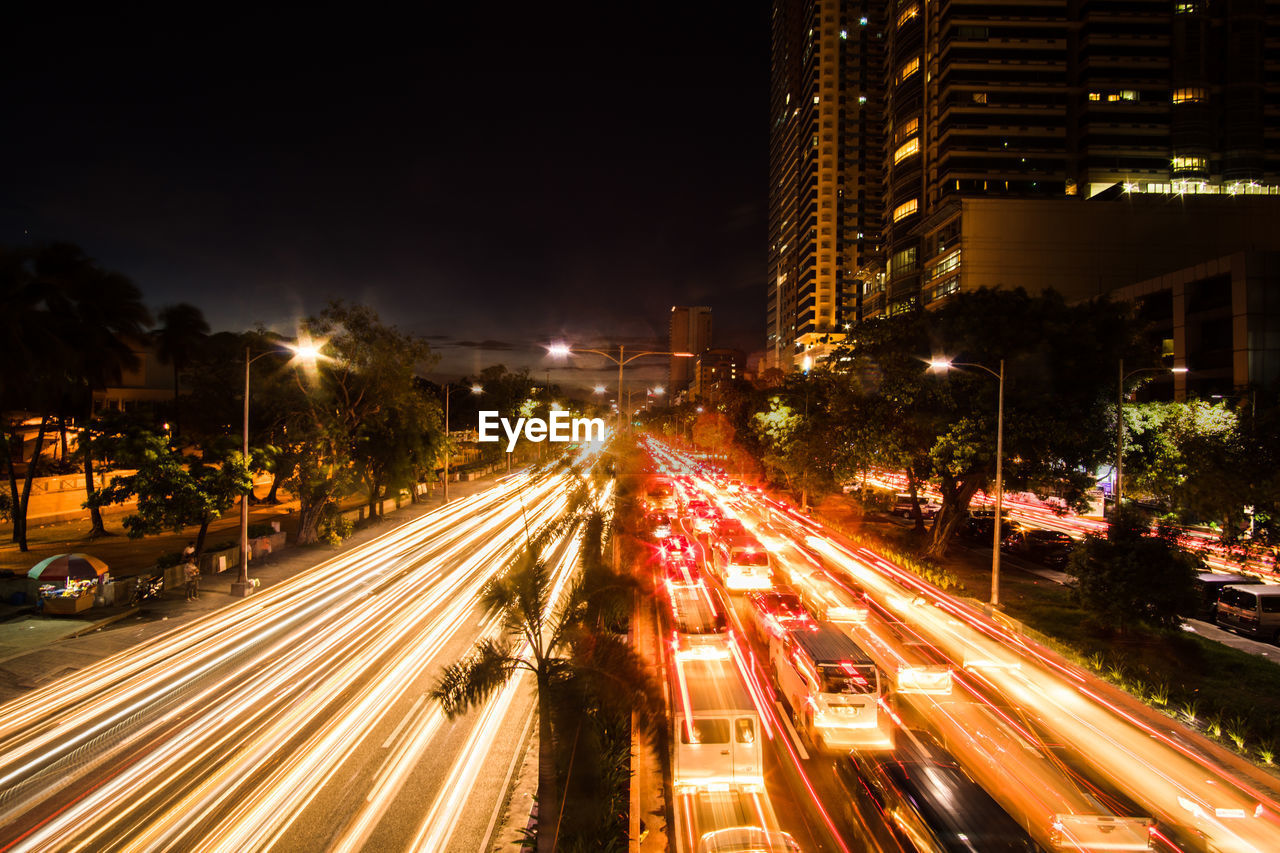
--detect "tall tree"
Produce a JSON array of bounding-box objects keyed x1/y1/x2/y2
[
  {"x1": 285, "y1": 301, "x2": 439, "y2": 543},
  {"x1": 0, "y1": 246, "x2": 56, "y2": 550},
  {"x1": 153, "y1": 302, "x2": 210, "y2": 442},
  {"x1": 833, "y1": 289, "x2": 1136, "y2": 556},
  {"x1": 35, "y1": 243, "x2": 152, "y2": 539},
  {"x1": 92, "y1": 430, "x2": 252, "y2": 564}
]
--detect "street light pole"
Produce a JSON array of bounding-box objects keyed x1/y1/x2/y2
[
  {"x1": 549, "y1": 344, "x2": 693, "y2": 439},
  {"x1": 233, "y1": 340, "x2": 322, "y2": 598},
  {"x1": 442, "y1": 383, "x2": 483, "y2": 505},
  {"x1": 992, "y1": 359, "x2": 1005, "y2": 607},
  {"x1": 929, "y1": 358, "x2": 1004, "y2": 606},
  {"x1": 235, "y1": 346, "x2": 252, "y2": 598}
]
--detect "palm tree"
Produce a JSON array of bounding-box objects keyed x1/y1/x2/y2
[
  {"x1": 0, "y1": 246, "x2": 58, "y2": 550},
  {"x1": 432, "y1": 515, "x2": 660, "y2": 853},
  {"x1": 35, "y1": 244, "x2": 152, "y2": 538},
  {"x1": 153, "y1": 303, "x2": 209, "y2": 442}
]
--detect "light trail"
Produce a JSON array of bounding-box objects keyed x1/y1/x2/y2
[{"x1": 0, "y1": 456, "x2": 607, "y2": 852}]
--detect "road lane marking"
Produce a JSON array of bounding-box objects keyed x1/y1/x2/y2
[
  {"x1": 775, "y1": 700, "x2": 809, "y2": 761},
  {"x1": 382, "y1": 693, "x2": 426, "y2": 748}
]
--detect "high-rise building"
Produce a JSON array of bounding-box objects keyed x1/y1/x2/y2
[
  {"x1": 871, "y1": 0, "x2": 1280, "y2": 318},
  {"x1": 693, "y1": 348, "x2": 746, "y2": 402},
  {"x1": 669, "y1": 306, "x2": 712, "y2": 392},
  {"x1": 770, "y1": 0, "x2": 1280, "y2": 343},
  {"x1": 767, "y1": 0, "x2": 884, "y2": 371}
]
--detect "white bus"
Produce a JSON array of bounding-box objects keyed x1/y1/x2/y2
[
  {"x1": 769, "y1": 621, "x2": 892, "y2": 752},
  {"x1": 672, "y1": 653, "x2": 763, "y2": 788}
]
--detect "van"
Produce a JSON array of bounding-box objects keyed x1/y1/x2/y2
[
  {"x1": 711, "y1": 534, "x2": 774, "y2": 592},
  {"x1": 1216, "y1": 584, "x2": 1280, "y2": 642},
  {"x1": 769, "y1": 621, "x2": 888, "y2": 751},
  {"x1": 1193, "y1": 573, "x2": 1262, "y2": 623},
  {"x1": 672, "y1": 655, "x2": 763, "y2": 787}
]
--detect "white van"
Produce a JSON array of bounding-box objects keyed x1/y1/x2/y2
[
  {"x1": 1217, "y1": 584, "x2": 1280, "y2": 642},
  {"x1": 672, "y1": 654, "x2": 763, "y2": 787},
  {"x1": 769, "y1": 621, "x2": 889, "y2": 751},
  {"x1": 711, "y1": 534, "x2": 774, "y2": 592}
]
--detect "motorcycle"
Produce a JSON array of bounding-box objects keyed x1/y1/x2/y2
[{"x1": 130, "y1": 575, "x2": 165, "y2": 607}]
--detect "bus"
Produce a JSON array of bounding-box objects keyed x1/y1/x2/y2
[
  {"x1": 768, "y1": 620, "x2": 892, "y2": 751},
  {"x1": 672, "y1": 653, "x2": 764, "y2": 788}
]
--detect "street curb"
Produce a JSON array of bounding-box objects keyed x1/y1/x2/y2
[{"x1": 66, "y1": 607, "x2": 141, "y2": 639}]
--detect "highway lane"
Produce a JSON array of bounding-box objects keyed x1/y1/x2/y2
[
  {"x1": 0, "y1": 459, "x2": 600, "y2": 852},
  {"x1": 649, "y1": 440, "x2": 1280, "y2": 852}
]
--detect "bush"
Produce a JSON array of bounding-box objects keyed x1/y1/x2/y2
[
  {"x1": 156, "y1": 550, "x2": 184, "y2": 569},
  {"x1": 1069, "y1": 508, "x2": 1201, "y2": 632},
  {"x1": 247, "y1": 521, "x2": 277, "y2": 539},
  {"x1": 318, "y1": 513, "x2": 354, "y2": 545}
]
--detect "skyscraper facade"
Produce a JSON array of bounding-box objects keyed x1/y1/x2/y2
[
  {"x1": 767, "y1": 0, "x2": 884, "y2": 370},
  {"x1": 770, "y1": 0, "x2": 1280, "y2": 347},
  {"x1": 669, "y1": 306, "x2": 712, "y2": 392}
]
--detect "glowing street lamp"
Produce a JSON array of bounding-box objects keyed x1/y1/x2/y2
[
  {"x1": 443, "y1": 383, "x2": 484, "y2": 504},
  {"x1": 234, "y1": 337, "x2": 325, "y2": 598},
  {"x1": 549, "y1": 344, "x2": 693, "y2": 435},
  {"x1": 929, "y1": 357, "x2": 1005, "y2": 606}
]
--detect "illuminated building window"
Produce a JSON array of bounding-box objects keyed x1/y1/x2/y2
[
  {"x1": 859, "y1": 16, "x2": 868, "y2": 26},
  {"x1": 895, "y1": 117, "x2": 919, "y2": 142},
  {"x1": 1088, "y1": 92, "x2": 1101, "y2": 101},
  {"x1": 813, "y1": 95, "x2": 820, "y2": 104},
  {"x1": 840, "y1": 29, "x2": 848, "y2": 39},
  {"x1": 858, "y1": 95, "x2": 867, "y2": 104},
  {"x1": 898, "y1": 57, "x2": 920, "y2": 82},
  {"x1": 892, "y1": 198, "x2": 919, "y2": 222},
  {"x1": 1172, "y1": 87, "x2": 1205, "y2": 104},
  {"x1": 1120, "y1": 90, "x2": 1138, "y2": 101},
  {"x1": 897, "y1": 5, "x2": 918, "y2": 27},
  {"x1": 930, "y1": 249, "x2": 961, "y2": 280},
  {"x1": 893, "y1": 138, "x2": 920, "y2": 164},
  {"x1": 1175, "y1": 2, "x2": 1198, "y2": 12},
  {"x1": 972, "y1": 92, "x2": 987, "y2": 104},
  {"x1": 889, "y1": 247, "x2": 917, "y2": 276},
  {"x1": 1172, "y1": 155, "x2": 1208, "y2": 172}
]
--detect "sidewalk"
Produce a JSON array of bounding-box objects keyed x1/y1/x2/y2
[{"x1": 0, "y1": 472, "x2": 513, "y2": 705}]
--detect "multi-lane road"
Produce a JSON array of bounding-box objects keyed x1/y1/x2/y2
[
  {"x1": 645, "y1": 438, "x2": 1280, "y2": 853},
  {"x1": 0, "y1": 462, "x2": 592, "y2": 853}
]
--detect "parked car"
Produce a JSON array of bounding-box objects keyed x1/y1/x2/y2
[{"x1": 1001, "y1": 528, "x2": 1074, "y2": 568}]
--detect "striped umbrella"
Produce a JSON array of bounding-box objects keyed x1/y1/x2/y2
[{"x1": 28, "y1": 553, "x2": 110, "y2": 582}]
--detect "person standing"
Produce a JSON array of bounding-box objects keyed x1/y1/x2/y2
[{"x1": 184, "y1": 561, "x2": 200, "y2": 600}]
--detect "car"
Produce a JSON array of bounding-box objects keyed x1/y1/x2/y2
[
  {"x1": 958, "y1": 514, "x2": 1021, "y2": 543},
  {"x1": 1001, "y1": 528, "x2": 1074, "y2": 567},
  {"x1": 891, "y1": 494, "x2": 938, "y2": 518},
  {"x1": 838, "y1": 729, "x2": 1042, "y2": 852},
  {"x1": 746, "y1": 587, "x2": 812, "y2": 641},
  {"x1": 663, "y1": 554, "x2": 704, "y2": 588},
  {"x1": 647, "y1": 512, "x2": 673, "y2": 539},
  {"x1": 660, "y1": 534, "x2": 697, "y2": 563},
  {"x1": 712, "y1": 517, "x2": 748, "y2": 541}
]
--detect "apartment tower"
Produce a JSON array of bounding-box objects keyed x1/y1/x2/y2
[{"x1": 767, "y1": 0, "x2": 884, "y2": 370}]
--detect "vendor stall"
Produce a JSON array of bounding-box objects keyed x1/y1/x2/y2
[{"x1": 29, "y1": 553, "x2": 110, "y2": 616}]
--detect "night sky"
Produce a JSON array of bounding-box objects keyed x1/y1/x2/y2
[{"x1": 2, "y1": 2, "x2": 770, "y2": 388}]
